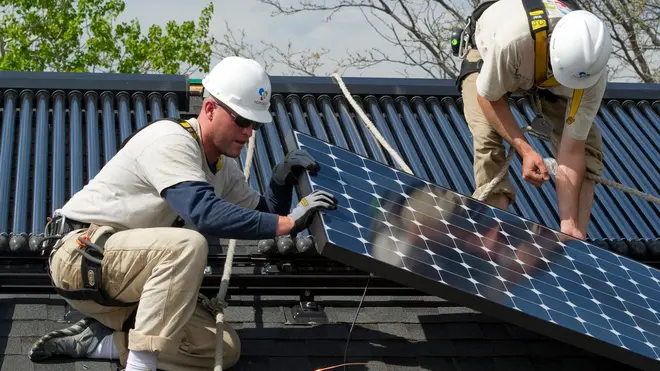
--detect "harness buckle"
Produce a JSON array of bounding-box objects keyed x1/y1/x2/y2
[
  {"x1": 40, "y1": 212, "x2": 67, "y2": 255},
  {"x1": 457, "y1": 18, "x2": 472, "y2": 59},
  {"x1": 526, "y1": 90, "x2": 552, "y2": 142},
  {"x1": 529, "y1": 115, "x2": 552, "y2": 142}
]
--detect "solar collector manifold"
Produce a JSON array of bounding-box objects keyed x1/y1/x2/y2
[{"x1": 0, "y1": 72, "x2": 187, "y2": 254}]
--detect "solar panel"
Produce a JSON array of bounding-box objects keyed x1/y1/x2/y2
[{"x1": 285, "y1": 130, "x2": 660, "y2": 371}]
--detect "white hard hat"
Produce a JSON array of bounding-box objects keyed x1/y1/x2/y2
[
  {"x1": 202, "y1": 56, "x2": 272, "y2": 124},
  {"x1": 549, "y1": 10, "x2": 612, "y2": 90}
]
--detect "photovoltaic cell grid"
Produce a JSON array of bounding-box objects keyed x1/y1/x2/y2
[{"x1": 288, "y1": 130, "x2": 660, "y2": 370}]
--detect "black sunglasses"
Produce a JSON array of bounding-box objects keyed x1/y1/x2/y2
[{"x1": 212, "y1": 98, "x2": 263, "y2": 130}]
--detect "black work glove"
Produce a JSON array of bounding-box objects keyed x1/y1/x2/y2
[
  {"x1": 288, "y1": 190, "x2": 338, "y2": 236},
  {"x1": 272, "y1": 149, "x2": 320, "y2": 186}
]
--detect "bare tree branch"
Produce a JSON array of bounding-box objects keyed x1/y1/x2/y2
[
  {"x1": 257, "y1": 0, "x2": 467, "y2": 79},
  {"x1": 212, "y1": 19, "x2": 332, "y2": 76},
  {"x1": 578, "y1": 0, "x2": 658, "y2": 82},
  {"x1": 263, "y1": 40, "x2": 331, "y2": 76},
  {"x1": 251, "y1": 0, "x2": 657, "y2": 82}
]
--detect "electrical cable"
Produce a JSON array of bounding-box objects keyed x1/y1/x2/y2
[
  {"x1": 313, "y1": 274, "x2": 371, "y2": 371},
  {"x1": 344, "y1": 274, "x2": 371, "y2": 371}
]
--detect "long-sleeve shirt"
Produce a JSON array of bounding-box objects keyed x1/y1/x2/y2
[{"x1": 61, "y1": 117, "x2": 293, "y2": 240}]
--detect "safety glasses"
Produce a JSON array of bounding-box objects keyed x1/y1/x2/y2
[{"x1": 213, "y1": 98, "x2": 263, "y2": 130}]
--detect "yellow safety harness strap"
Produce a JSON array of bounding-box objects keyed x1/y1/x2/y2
[
  {"x1": 522, "y1": 0, "x2": 550, "y2": 86},
  {"x1": 523, "y1": 0, "x2": 583, "y2": 125},
  {"x1": 566, "y1": 88, "x2": 584, "y2": 125},
  {"x1": 176, "y1": 120, "x2": 222, "y2": 170},
  {"x1": 119, "y1": 118, "x2": 222, "y2": 171},
  {"x1": 177, "y1": 120, "x2": 200, "y2": 141}
]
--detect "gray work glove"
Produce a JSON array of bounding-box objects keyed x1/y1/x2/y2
[
  {"x1": 288, "y1": 190, "x2": 338, "y2": 236},
  {"x1": 272, "y1": 149, "x2": 320, "y2": 186}
]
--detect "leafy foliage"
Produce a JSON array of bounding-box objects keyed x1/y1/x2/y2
[{"x1": 0, "y1": 0, "x2": 215, "y2": 74}]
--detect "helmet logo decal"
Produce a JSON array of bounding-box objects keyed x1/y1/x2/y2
[
  {"x1": 577, "y1": 71, "x2": 590, "y2": 78},
  {"x1": 554, "y1": 1, "x2": 571, "y2": 14},
  {"x1": 259, "y1": 88, "x2": 269, "y2": 101}
]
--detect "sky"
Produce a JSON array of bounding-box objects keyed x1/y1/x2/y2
[
  {"x1": 116, "y1": 0, "x2": 641, "y2": 82},
  {"x1": 117, "y1": 0, "x2": 439, "y2": 79}
]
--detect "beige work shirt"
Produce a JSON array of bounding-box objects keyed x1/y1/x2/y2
[
  {"x1": 61, "y1": 118, "x2": 260, "y2": 231},
  {"x1": 473, "y1": 0, "x2": 607, "y2": 141}
]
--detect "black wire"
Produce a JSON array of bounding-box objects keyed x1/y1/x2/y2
[{"x1": 343, "y1": 273, "x2": 371, "y2": 371}]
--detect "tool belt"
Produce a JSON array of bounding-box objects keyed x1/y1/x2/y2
[{"x1": 45, "y1": 215, "x2": 138, "y2": 309}]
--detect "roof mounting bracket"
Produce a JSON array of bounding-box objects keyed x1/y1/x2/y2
[
  {"x1": 261, "y1": 261, "x2": 296, "y2": 274},
  {"x1": 289, "y1": 290, "x2": 328, "y2": 325}
]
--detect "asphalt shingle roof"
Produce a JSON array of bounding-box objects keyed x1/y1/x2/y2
[
  {"x1": 0, "y1": 240, "x2": 647, "y2": 371},
  {"x1": 0, "y1": 278, "x2": 642, "y2": 371}
]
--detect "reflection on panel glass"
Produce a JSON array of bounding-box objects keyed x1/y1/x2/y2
[{"x1": 294, "y1": 131, "x2": 660, "y2": 364}]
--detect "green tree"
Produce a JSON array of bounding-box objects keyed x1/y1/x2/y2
[{"x1": 0, "y1": 0, "x2": 215, "y2": 74}]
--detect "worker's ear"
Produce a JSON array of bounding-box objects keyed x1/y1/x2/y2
[{"x1": 203, "y1": 98, "x2": 216, "y2": 121}]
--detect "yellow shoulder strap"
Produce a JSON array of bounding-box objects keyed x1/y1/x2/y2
[
  {"x1": 177, "y1": 120, "x2": 200, "y2": 142},
  {"x1": 523, "y1": 0, "x2": 583, "y2": 125},
  {"x1": 566, "y1": 89, "x2": 583, "y2": 125},
  {"x1": 523, "y1": 0, "x2": 553, "y2": 86},
  {"x1": 175, "y1": 120, "x2": 222, "y2": 171}
]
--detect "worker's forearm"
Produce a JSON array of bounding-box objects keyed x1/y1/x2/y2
[
  {"x1": 162, "y1": 181, "x2": 280, "y2": 239},
  {"x1": 477, "y1": 94, "x2": 534, "y2": 156},
  {"x1": 555, "y1": 145, "x2": 587, "y2": 239}
]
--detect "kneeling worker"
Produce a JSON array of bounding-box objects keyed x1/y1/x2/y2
[
  {"x1": 456, "y1": 0, "x2": 612, "y2": 239},
  {"x1": 27, "y1": 56, "x2": 338, "y2": 371}
]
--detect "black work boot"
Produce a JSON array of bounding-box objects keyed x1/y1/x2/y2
[{"x1": 28, "y1": 317, "x2": 113, "y2": 361}]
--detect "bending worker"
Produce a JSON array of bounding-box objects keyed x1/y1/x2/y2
[
  {"x1": 27, "y1": 56, "x2": 338, "y2": 371},
  {"x1": 455, "y1": 0, "x2": 612, "y2": 240}
]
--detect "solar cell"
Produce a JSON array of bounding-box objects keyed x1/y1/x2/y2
[{"x1": 286, "y1": 130, "x2": 660, "y2": 371}]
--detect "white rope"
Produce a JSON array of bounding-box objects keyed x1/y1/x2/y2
[
  {"x1": 329, "y1": 72, "x2": 660, "y2": 205},
  {"x1": 200, "y1": 130, "x2": 257, "y2": 371},
  {"x1": 480, "y1": 128, "x2": 660, "y2": 204},
  {"x1": 586, "y1": 172, "x2": 659, "y2": 204},
  {"x1": 477, "y1": 126, "x2": 532, "y2": 202},
  {"x1": 330, "y1": 72, "x2": 413, "y2": 175}
]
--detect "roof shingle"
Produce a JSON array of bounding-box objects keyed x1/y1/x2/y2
[{"x1": 0, "y1": 294, "x2": 643, "y2": 371}]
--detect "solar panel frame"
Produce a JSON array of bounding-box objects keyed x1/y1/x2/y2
[{"x1": 285, "y1": 130, "x2": 660, "y2": 371}]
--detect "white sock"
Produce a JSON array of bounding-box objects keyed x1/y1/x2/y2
[
  {"x1": 125, "y1": 350, "x2": 159, "y2": 371},
  {"x1": 88, "y1": 334, "x2": 119, "y2": 359}
]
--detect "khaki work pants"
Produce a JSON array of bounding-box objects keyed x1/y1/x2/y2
[
  {"x1": 459, "y1": 49, "x2": 605, "y2": 206},
  {"x1": 48, "y1": 224, "x2": 241, "y2": 371}
]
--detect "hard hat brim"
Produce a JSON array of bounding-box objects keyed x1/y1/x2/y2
[
  {"x1": 554, "y1": 70, "x2": 602, "y2": 90},
  {"x1": 227, "y1": 101, "x2": 273, "y2": 124}
]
